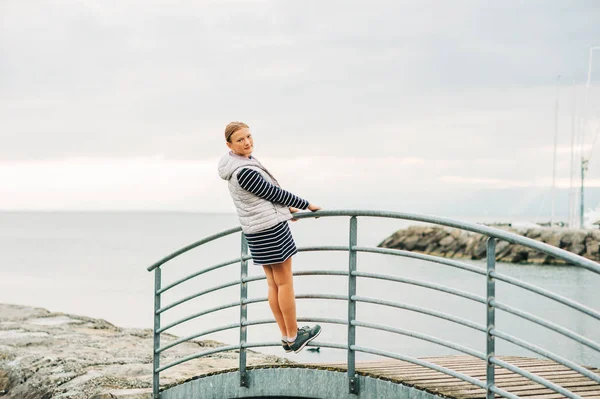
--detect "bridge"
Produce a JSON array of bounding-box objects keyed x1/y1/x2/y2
[{"x1": 147, "y1": 210, "x2": 600, "y2": 398}]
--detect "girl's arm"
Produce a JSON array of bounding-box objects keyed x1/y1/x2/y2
[{"x1": 237, "y1": 168, "x2": 309, "y2": 209}]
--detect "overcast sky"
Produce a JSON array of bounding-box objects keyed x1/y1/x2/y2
[{"x1": 1, "y1": 1, "x2": 600, "y2": 215}]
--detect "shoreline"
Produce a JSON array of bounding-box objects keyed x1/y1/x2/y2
[{"x1": 0, "y1": 303, "x2": 289, "y2": 399}]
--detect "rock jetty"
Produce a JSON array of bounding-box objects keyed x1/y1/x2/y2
[
  {"x1": 0, "y1": 304, "x2": 289, "y2": 399},
  {"x1": 379, "y1": 225, "x2": 600, "y2": 265}
]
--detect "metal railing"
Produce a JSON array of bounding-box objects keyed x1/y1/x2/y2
[{"x1": 147, "y1": 210, "x2": 600, "y2": 399}]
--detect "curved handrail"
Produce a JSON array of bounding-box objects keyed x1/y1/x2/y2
[
  {"x1": 490, "y1": 329, "x2": 600, "y2": 383},
  {"x1": 290, "y1": 210, "x2": 600, "y2": 273},
  {"x1": 491, "y1": 300, "x2": 600, "y2": 352},
  {"x1": 491, "y1": 271, "x2": 600, "y2": 320},
  {"x1": 354, "y1": 270, "x2": 486, "y2": 304},
  {"x1": 489, "y1": 357, "x2": 583, "y2": 399},
  {"x1": 148, "y1": 209, "x2": 600, "y2": 399},
  {"x1": 158, "y1": 257, "x2": 245, "y2": 295},
  {"x1": 147, "y1": 210, "x2": 600, "y2": 273},
  {"x1": 354, "y1": 245, "x2": 487, "y2": 275},
  {"x1": 147, "y1": 225, "x2": 241, "y2": 271},
  {"x1": 352, "y1": 320, "x2": 486, "y2": 359},
  {"x1": 353, "y1": 295, "x2": 486, "y2": 333}
]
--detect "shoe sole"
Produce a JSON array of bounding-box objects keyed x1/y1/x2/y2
[
  {"x1": 282, "y1": 343, "x2": 292, "y2": 353},
  {"x1": 294, "y1": 328, "x2": 321, "y2": 354}
]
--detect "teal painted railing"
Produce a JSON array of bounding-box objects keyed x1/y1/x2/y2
[{"x1": 147, "y1": 210, "x2": 600, "y2": 399}]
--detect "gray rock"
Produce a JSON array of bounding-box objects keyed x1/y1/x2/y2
[
  {"x1": 399, "y1": 234, "x2": 420, "y2": 251},
  {"x1": 439, "y1": 235, "x2": 455, "y2": 247},
  {"x1": 585, "y1": 231, "x2": 600, "y2": 257},
  {"x1": 525, "y1": 229, "x2": 541, "y2": 239},
  {"x1": 0, "y1": 304, "x2": 290, "y2": 399},
  {"x1": 379, "y1": 225, "x2": 600, "y2": 265},
  {"x1": 0, "y1": 369, "x2": 8, "y2": 394},
  {"x1": 472, "y1": 240, "x2": 487, "y2": 259}
]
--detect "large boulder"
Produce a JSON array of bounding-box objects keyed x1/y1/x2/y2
[
  {"x1": 0, "y1": 304, "x2": 289, "y2": 399},
  {"x1": 379, "y1": 225, "x2": 600, "y2": 265}
]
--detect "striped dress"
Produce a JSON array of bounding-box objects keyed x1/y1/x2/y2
[{"x1": 237, "y1": 168, "x2": 309, "y2": 266}]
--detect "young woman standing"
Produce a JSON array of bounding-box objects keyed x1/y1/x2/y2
[{"x1": 218, "y1": 121, "x2": 322, "y2": 353}]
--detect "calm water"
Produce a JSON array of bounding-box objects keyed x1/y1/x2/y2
[{"x1": 0, "y1": 212, "x2": 598, "y2": 367}]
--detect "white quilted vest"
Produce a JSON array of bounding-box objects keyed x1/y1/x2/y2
[{"x1": 218, "y1": 152, "x2": 293, "y2": 234}]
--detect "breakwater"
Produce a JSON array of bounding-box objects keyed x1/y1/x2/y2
[{"x1": 379, "y1": 225, "x2": 600, "y2": 265}]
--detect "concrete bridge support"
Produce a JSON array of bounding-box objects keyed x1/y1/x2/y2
[{"x1": 160, "y1": 367, "x2": 444, "y2": 399}]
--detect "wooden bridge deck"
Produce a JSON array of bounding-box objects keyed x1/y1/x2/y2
[{"x1": 304, "y1": 355, "x2": 600, "y2": 399}]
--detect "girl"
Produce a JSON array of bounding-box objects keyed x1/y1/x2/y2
[{"x1": 218, "y1": 121, "x2": 322, "y2": 353}]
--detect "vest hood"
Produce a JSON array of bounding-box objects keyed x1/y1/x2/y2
[{"x1": 218, "y1": 152, "x2": 260, "y2": 181}]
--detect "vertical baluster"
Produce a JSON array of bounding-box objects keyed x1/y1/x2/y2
[
  {"x1": 348, "y1": 216, "x2": 359, "y2": 394},
  {"x1": 239, "y1": 234, "x2": 249, "y2": 387},
  {"x1": 153, "y1": 267, "x2": 161, "y2": 399},
  {"x1": 486, "y1": 237, "x2": 496, "y2": 399}
]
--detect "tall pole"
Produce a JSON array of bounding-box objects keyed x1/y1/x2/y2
[
  {"x1": 551, "y1": 75, "x2": 560, "y2": 226},
  {"x1": 580, "y1": 158, "x2": 587, "y2": 228},
  {"x1": 569, "y1": 82, "x2": 576, "y2": 227},
  {"x1": 580, "y1": 46, "x2": 600, "y2": 228}
]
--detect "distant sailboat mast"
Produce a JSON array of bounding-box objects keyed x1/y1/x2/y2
[
  {"x1": 568, "y1": 81, "x2": 577, "y2": 228},
  {"x1": 580, "y1": 46, "x2": 600, "y2": 228},
  {"x1": 551, "y1": 75, "x2": 560, "y2": 226}
]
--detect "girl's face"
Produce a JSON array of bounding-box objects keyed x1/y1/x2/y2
[{"x1": 227, "y1": 128, "x2": 254, "y2": 158}]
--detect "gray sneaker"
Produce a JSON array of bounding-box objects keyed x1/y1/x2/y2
[
  {"x1": 289, "y1": 325, "x2": 321, "y2": 353},
  {"x1": 281, "y1": 339, "x2": 292, "y2": 353}
]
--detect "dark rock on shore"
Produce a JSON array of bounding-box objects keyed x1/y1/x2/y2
[{"x1": 379, "y1": 225, "x2": 600, "y2": 265}]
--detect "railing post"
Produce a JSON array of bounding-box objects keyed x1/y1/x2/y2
[
  {"x1": 239, "y1": 234, "x2": 249, "y2": 388},
  {"x1": 486, "y1": 237, "x2": 496, "y2": 399},
  {"x1": 348, "y1": 216, "x2": 359, "y2": 394},
  {"x1": 153, "y1": 267, "x2": 161, "y2": 399}
]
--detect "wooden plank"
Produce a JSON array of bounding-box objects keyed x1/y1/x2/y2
[
  {"x1": 499, "y1": 385, "x2": 600, "y2": 398},
  {"x1": 352, "y1": 360, "x2": 563, "y2": 373},
  {"x1": 312, "y1": 356, "x2": 574, "y2": 373},
  {"x1": 449, "y1": 379, "x2": 599, "y2": 395},
  {"x1": 373, "y1": 365, "x2": 574, "y2": 378},
  {"x1": 429, "y1": 374, "x2": 593, "y2": 390},
  {"x1": 301, "y1": 355, "x2": 600, "y2": 399},
  {"x1": 420, "y1": 356, "x2": 548, "y2": 366},
  {"x1": 431, "y1": 382, "x2": 600, "y2": 399},
  {"x1": 385, "y1": 374, "x2": 597, "y2": 397},
  {"x1": 408, "y1": 366, "x2": 586, "y2": 378},
  {"x1": 485, "y1": 375, "x2": 591, "y2": 388},
  {"x1": 321, "y1": 356, "x2": 533, "y2": 368},
  {"x1": 508, "y1": 384, "x2": 600, "y2": 395},
  {"x1": 345, "y1": 359, "x2": 574, "y2": 372},
  {"x1": 397, "y1": 368, "x2": 580, "y2": 382},
  {"x1": 409, "y1": 382, "x2": 598, "y2": 398},
  {"x1": 350, "y1": 362, "x2": 574, "y2": 376}
]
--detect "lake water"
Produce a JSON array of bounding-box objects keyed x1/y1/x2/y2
[{"x1": 0, "y1": 211, "x2": 598, "y2": 367}]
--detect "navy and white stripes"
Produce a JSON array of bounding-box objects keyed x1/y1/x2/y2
[
  {"x1": 237, "y1": 167, "x2": 308, "y2": 266},
  {"x1": 237, "y1": 168, "x2": 309, "y2": 209},
  {"x1": 244, "y1": 221, "x2": 298, "y2": 265}
]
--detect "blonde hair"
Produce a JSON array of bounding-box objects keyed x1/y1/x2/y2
[{"x1": 224, "y1": 121, "x2": 249, "y2": 142}]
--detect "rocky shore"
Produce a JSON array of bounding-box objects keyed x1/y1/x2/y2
[
  {"x1": 379, "y1": 225, "x2": 600, "y2": 265},
  {"x1": 0, "y1": 304, "x2": 289, "y2": 399}
]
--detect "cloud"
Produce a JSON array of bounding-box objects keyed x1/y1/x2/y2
[
  {"x1": 439, "y1": 176, "x2": 600, "y2": 189},
  {"x1": 1, "y1": 1, "x2": 600, "y2": 211},
  {"x1": 0, "y1": 157, "x2": 221, "y2": 210},
  {"x1": 2, "y1": 153, "x2": 598, "y2": 211}
]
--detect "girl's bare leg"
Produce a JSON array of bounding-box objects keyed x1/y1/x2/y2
[
  {"x1": 271, "y1": 257, "x2": 298, "y2": 337},
  {"x1": 262, "y1": 265, "x2": 288, "y2": 337}
]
